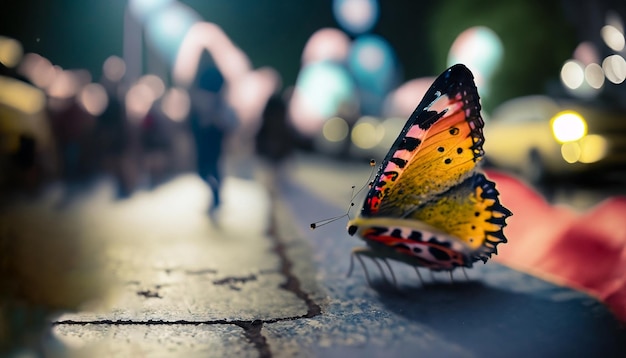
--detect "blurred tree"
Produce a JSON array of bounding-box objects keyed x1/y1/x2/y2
[{"x1": 429, "y1": 0, "x2": 576, "y2": 112}]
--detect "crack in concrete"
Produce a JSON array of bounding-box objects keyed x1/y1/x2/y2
[
  {"x1": 53, "y1": 316, "x2": 289, "y2": 358},
  {"x1": 212, "y1": 274, "x2": 257, "y2": 289},
  {"x1": 184, "y1": 268, "x2": 218, "y2": 275},
  {"x1": 235, "y1": 319, "x2": 271, "y2": 358},
  {"x1": 53, "y1": 316, "x2": 281, "y2": 358},
  {"x1": 136, "y1": 289, "x2": 162, "y2": 299},
  {"x1": 52, "y1": 187, "x2": 321, "y2": 358},
  {"x1": 267, "y1": 196, "x2": 322, "y2": 319}
]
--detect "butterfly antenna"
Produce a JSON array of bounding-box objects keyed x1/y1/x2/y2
[
  {"x1": 310, "y1": 213, "x2": 350, "y2": 230},
  {"x1": 310, "y1": 159, "x2": 377, "y2": 230},
  {"x1": 349, "y1": 159, "x2": 377, "y2": 203}
]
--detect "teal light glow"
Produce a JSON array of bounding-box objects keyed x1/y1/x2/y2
[
  {"x1": 348, "y1": 34, "x2": 398, "y2": 114},
  {"x1": 144, "y1": 3, "x2": 201, "y2": 63},
  {"x1": 296, "y1": 61, "x2": 355, "y2": 119}
]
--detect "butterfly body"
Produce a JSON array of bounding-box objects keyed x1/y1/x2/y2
[{"x1": 347, "y1": 64, "x2": 512, "y2": 272}]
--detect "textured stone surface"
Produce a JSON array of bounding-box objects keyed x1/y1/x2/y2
[
  {"x1": 43, "y1": 159, "x2": 626, "y2": 357},
  {"x1": 54, "y1": 175, "x2": 307, "y2": 323},
  {"x1": 269, "y1": 156, "x2": 626, "y2": 357},
  {"x1": 52, "y1": 323, "x2": 257, "y2": 357}
]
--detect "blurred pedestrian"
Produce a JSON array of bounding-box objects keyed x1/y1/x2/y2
[
  {"x1": 140, "y1": 104, "x2": 171, "y2": 188},
  {"x1": 47, "y1": 92, "x2": 95, "y2": 185},
  {"x1": 189, "y1": 66, "x2": 237, "y2": 221},
  {"x1": 93, "y1": 79, "x2": 130, "y2": 197},
  {"x1": 255, "y1": 93, "x2": 296, "y2": 168}
]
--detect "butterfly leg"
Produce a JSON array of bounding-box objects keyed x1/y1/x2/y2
[
  {"x1": 413, "y1": 266, "x2": 424, "y2": 285},
  {"x1": 347, "y1": 251, "x2": 356, "y2": 278},
  {"x1": 430, "y1": 270, "x2": 436, "y2": 283},
  {"x1": 449, "y1": 270, "x2": 454, "y2": 284},
  {"x1": 461, "y1": 267, "x2": 470, "y2": 281},
  {"x1": 370, "y1": 258, "x2": 392, "y2": 287},
  {"x1": 356, "y1": 253, "x2": 374, "y2": 287},
  {"x1": 381, "y1": 258, "x2": 398, "y2": 288},
  {"x1": 348, "y1": 249, "x2": 374, "y2": 286},
  {"x1": 349, "y1": 247, "x2": 395, "y2": 287}
]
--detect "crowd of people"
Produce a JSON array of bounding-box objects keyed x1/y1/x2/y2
[{"x1": 0, "y1": 52, "x2": 300, "y2": 214}]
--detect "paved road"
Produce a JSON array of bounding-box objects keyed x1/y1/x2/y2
[{"x1": 11, "y1": 155, "x2": 625, "y2": 357}]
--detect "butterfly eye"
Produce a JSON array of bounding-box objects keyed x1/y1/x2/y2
[{"x1": 348, "y1": 225, "x2": 358, "y2": 236}]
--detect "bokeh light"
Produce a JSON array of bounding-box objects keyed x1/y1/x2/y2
[
  {"x1": 351, "y1": 116, "x2": 383, "y2": 149},
  {"x1": 322, "y1": 116, "x2": 349, "y2": 142},
  {"x1": 573, "y1": 42, "x2": 600, "y2": 66},
  {"x1": 601, "y1": 25, "x2": 625, "y2": 52},
  {"x1": 138, "y1": 74, "x2": 166, "y2": 101},
  {"x1": 332, "y1": 0, "x2": 379, "y2": 35},
  {"x1": 227, "y1": 67, "x2": 281, "y2": 128},
  {"x1": 143, "y1": 2, "x2": 201, "y2": 63},
  {"x1": 383, "y1": 77, "x2": 434, "y2": 118},
  {"x1": 47, "y1": 70, "x2": 83, "y2": 99},
  {"x1": 602, "y1": 55, "x2": 626, "y2": 84},
  {"x1": 126, "y1": 82, "x2": 155, "y2": 122},
  {"x1": 562, "y1": 51, "x2": 606, "y2": 98},
  {"x1": 348, "y1": 35, "x2": 397, "y2": 114},
  {"x1": 348, "y1": 35, "x2": 397, "y2": 92},
  {"x1": 161, "y1": 87, "x2": 190, "y2": 122},
  {"x1": 375, "y1": 116, "x2": 404, "y2": 156},
  {"x1": 551, "y1": 111, "x2": 587, "y2": 143},
  {"x1": 561, "y1": 60, "x2": 585, "y2": 89},
  {"x1": 289, "y1": 61, "x2": 355, "y2": 136},
  {"x1": 560, "y1": 134, "x2": 609, "y2": 165},
  {"x1": 18, "y1": 53, "x2": 57, "y2": 89},
  {"x1": 584, "y1": 63, "x2": 604, "y2": 89},
  {"x1": 560, "y1": 142, "x2": 581, "y2": 164},
  {"x1": 103, "y1": 56, "x2": 126, "y2": 82},
  {"x1": 301, "y1": 28, "x2": 351, "y2": 66},
  {"x1": 448, "y1": 26, "x2": 503, "y2": 92},
  {"x1": 79, "y1": 83, "x2": 109, "y2": 116},
  {"x1": 0, "y1": 36, "x2": 23, "y2": 68},
  {"x1": 578, "y1": 134, "x2": 608, "y2": 164},
  {"x1": 0, "y1": 76, "x2": 46, "y2": 115}
]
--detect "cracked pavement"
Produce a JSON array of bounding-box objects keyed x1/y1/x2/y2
[
  {"x1": 45, "y1": 157, "x2": 626, "y2": 357},
  {"x1": 50, "y1": 174, "x2": 318, "y2": 357}
]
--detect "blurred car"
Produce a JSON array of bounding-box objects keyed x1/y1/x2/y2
[
  {"x1": 0, "y1": 75, "x2": 56, "y2": 192},
  {"x1": 483, "y1": 95, "x2": 626, "y2": 184}
]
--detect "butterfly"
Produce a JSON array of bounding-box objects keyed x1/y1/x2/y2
[{"x1": 345, "y1": 64, "x2": 512, "y2": 281}]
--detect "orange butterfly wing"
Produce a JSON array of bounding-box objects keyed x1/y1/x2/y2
[{"x1": 363, "y1": 64, "x2": 484, "y2": 218}]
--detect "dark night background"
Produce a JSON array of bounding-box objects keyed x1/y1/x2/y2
[
  {"x1": 2, "y1": 0, "x2": 626, "y2": 111},
  {"x1": 0, "y1": 0, "x2": 596, "y2": 109}
]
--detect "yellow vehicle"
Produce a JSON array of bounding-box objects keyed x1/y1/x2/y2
[
  {"x1": 483, "y1": 95, "x2": 626, "y2": 184},
  {"x1": 0, "y1": 75, "x2": 56, "y2": 192}
]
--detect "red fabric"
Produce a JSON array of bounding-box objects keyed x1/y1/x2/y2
[{"x1": 486, "y1": 170, "x2": 626, "y2": 322}]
